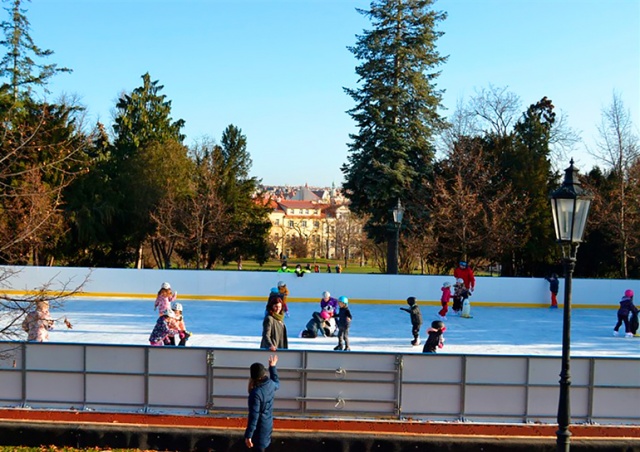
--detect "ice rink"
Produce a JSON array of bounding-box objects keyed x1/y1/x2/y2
[{"x1": 43, "y1": 298, "x2": 640, "y2": 358}]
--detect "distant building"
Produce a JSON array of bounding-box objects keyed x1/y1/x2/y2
[{"x1": 262, "y1": 184, "x2": 360, "y2": 260}]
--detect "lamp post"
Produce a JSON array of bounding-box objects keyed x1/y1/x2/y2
[
  {"x1": 386, "y1": 199, "x2": 404, "y2": 274},
  {"x1": 549, "y1": 159, "x2": 592, "y2": 452}
]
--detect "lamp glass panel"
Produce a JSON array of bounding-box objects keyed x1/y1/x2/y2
[
  {"x1": 571, "y1": 198, "x2": 591, "y2": 242},
  {"x1": 554, "y1": 198, "x2": 578, "y2": 242}
]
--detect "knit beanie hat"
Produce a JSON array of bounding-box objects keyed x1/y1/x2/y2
[{"x1": 250, "y1": 362, "x2": 266, "y2": 380}]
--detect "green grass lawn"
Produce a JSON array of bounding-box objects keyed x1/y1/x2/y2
[{"x1": 216, "y1": 258, "x2": 381, "y2": 274}]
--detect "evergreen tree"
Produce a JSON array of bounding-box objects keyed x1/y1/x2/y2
[
  {"x1": 105, "y1": 73, "x2": 188, "y2": 267},
  {"x1": 205, "y1": 125, "x2": 271, "y2": 267},
  {"x1": 499, "y1": 97, "x2": 557, "y2": 275},
  {"x1": 0, "y1": 0, "x2": 71, "y2": 100},
  {"x1": 342, "y1": 0, "x2": 447, "y2": 270}
]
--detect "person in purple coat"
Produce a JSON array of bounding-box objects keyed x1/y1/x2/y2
[
  {"x1": 320, "y1": 291, "x2": 339, "y2": 318},
  {"x1": 245, "y1": 355, "x2": 280, "y2": 451}
]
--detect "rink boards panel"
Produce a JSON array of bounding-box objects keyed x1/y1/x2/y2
[{"x1": 0, "y1": 342, "x2": 638, "y2": 424}]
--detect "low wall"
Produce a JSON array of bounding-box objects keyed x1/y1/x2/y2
[
  {"x1": 2, "y1": 265, "x2": 638, "y2": 307},
  {"x1": 1, "y1": 342, "x2": 638, "y2": 425}
]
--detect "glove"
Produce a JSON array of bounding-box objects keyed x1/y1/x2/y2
[
  {"x1": 64, "y1": 317, "x2": 73, "y2": 329},
  {"x1": 441, "y1": 326, "x2": 447, "y2": 333}
]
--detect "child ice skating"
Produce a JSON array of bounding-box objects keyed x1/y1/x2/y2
[
  {"x1": 22, "y1": 300, "x2": 55, "y2": 342},
  {"x1": 400, "y1": 297, "x2": 423, "y2": 346},
  {"x1": 149, "y1": 309, "x2": 179, "y2": 346},
  {"x1": 545, "y1": 273, "x2": 559, "y2": 308},
  {"x1": 613, "y1": 289, "x2": 638, "y2": 338},
  {"x1": 451, "y1": 279, "x2": 466, "y2": 315},
  {"x1": 164, "y1": 302, "x2": 191, "y2": 346},
  {"x1": 334, "y1": 296, "x2": 352, "y2": 351},
  {"x1": 154, "y1": 282, "x2": 177, "y2": 315},
  {"x1": 320, "y1": 291, "x2": 339, "y2": 319},
  {"x1": 423, "y1": 320, "x2": 446, "y2": 353},
  {"x1": 438, "y1": 282, "x2": 453, "y2": 320},
  {"x1": 277, "y1": 281, "x2": 290, "y2": 315}
]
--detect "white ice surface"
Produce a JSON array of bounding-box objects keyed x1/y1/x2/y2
[{"x1": 42, "y1": 298, "x2": 640, "y2": 358}]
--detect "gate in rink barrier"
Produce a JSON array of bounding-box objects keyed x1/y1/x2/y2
[{"x1": 0, "y1": 342, "x2": 638, "y2": 425}]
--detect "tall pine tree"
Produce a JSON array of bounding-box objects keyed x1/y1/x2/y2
[
  {"x1": 342, "y1": 0, "x2": 447, "y2": 272},
  {"x1": 0, "y1": 0, "x2": 71, "y2": 100},
  {"x1": 107, "y1": 73, "x2": 189, "y2": 267}
]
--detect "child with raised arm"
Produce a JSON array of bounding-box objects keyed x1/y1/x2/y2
[
  {"x1": 245, "y1": 355, "x2": 280, "y2": 451},
  {"x1": 400, "y1": 296, "x2": 423, "y2": 346},
  {"x1": 154, "y1": 282, "x2": 177, "y2": 315}
]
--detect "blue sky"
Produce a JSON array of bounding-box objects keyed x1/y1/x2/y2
[{"x1": 24, "y1": 0, "x2": 639, "y2": 186}]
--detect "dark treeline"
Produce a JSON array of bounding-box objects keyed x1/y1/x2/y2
[{"x1": 0, "y1": 0, "x2": 638, "y2": 278}]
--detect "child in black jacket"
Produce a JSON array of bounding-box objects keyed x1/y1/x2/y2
[
  {"x1": 423, "y1": 320, "x2": 446, "y2": 353},
  {"x1": 400, "y1": 297, "x2": 423, "y2": 346},
  {"x1": 613, "y1": 289, "x2": 638, "y2": 338}
]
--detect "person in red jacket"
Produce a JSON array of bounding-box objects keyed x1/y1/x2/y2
[{"x1": 453, "y1": 261, "x2": 475, "y2": 292}]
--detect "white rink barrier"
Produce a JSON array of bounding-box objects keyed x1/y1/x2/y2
[
  {"x1": 2, "y1": 265, "x2": 639, "y2": 307},
  {"x1": 0, "y1": 342, "x2": 638, "y2": 425}
]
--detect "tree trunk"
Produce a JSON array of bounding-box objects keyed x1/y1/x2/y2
[{"x1": 136, "y1": 244, "x2": 143, "y2": 269}]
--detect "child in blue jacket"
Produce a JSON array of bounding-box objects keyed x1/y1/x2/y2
[{"x1": 245, "y1": 355, "x2": 280, "y2": 451}]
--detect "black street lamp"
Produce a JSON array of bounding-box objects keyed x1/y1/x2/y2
[
  {"x1": 386, "y1": 199, "x2": 404, "y2": 274},
  {"x1": 549, "y1": 159, "x2": 592, "y2": 452}
]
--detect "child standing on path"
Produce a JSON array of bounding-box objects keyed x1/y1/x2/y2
[
  {"x1": 438, "y1": 282, "x2": 453, "y2": 320},
  {"x1": 400, "y1": 297, "x2": 423, "y2": 346},
  {"x1": 423, "y1": 320, "x2": 446, "y2": 353},
  {"x1": 334, "y1": 296, "x2": 352, "y2": 351},
  {"x1": 545, "y1": 273, "x2": 559, "y2": 308},
  {"x1": 613, "y1": 289, "x2": 638, "y2": 338},
  {"x1": 154, "y1": 282, "x2": 177, "y2": 315}
]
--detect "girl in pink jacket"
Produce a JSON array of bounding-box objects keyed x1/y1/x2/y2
[
  {"x1": 22, "y1": 301, "x2": 54, "y2": 342},
  {"x1": 154, "y1": 282, "x2": 177, "y2": 315}
]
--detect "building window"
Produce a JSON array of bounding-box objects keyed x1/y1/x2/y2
[
  {"x1": 301, "y1": 220, "x2": 307, "y2": 228},
  {"x1": 314, "y1": 221, "x2": 320, "y2": 228},
  {"x1": 275, "y1": 219, "x2": 280, "y2": 225},
  {"x1": 305, "y1": 209, "x2": 309, "y2": 214},
  {"x1": 288, "y1": 220, "x2": 294, "y2": 227}
]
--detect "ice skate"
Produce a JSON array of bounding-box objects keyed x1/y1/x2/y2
[
  {"x1": 344, "y1": 346, "x2": 351, "y2": 351},
  {"x1": 334, "y1": 344, "x2": 343, "y2": 351},
  {"x1": 613, "y1": 330, "x2": 619, "y2": 337},
  {"x1": 411, "y1": 339, "x2": 420, "y2": 346},
  {"x1": 625, "y1": 332, "x2": 633, "y2": 338}
]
